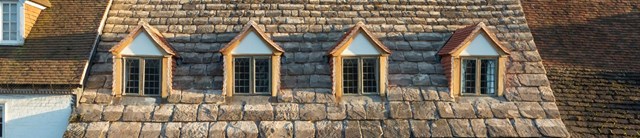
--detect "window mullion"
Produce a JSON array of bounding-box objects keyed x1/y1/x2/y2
[
  {"x1": 250, "y1": 57, "x2": 255, "y2": 94},
  {"x1": 358, "y1": 58, "x2": 363, "y2": 95},
  {"x1": 475, "y1": 59, "x2": 481, "y2": 95},
  {"x1": 139, "y1": 58, "x2": 145, "y2": 96}
]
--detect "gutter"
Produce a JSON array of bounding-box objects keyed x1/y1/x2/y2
[{"x1": 77, "y1": 0, "x2": 113, "y2": 104}]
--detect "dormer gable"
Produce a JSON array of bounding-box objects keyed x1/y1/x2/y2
[
  {"x1": 329, "y1": 22, "x2": 392, "y2": 57},
  {"x1": 220, "y1": 21, "x2": 284, "y2": 56},
  {"x1": 110, "y1": 22, "x2": 178, "y2": 57},
  {"x1": 438, "y1": 22, "x2": 510, "y2": 57}
]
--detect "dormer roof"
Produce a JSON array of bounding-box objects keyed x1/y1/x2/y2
[
  {"x1": 329, "y1": 22, "x2": 392, "y2": 56},
  {"x1": 438, "y1": 22, "x2": 510, "y2": 56},
  {"x1": 110, "y1": 22, "x2": 178, "y2": 57},
  {"x1": 219, "y1": 21, "x2": 284, "y2": 55}
]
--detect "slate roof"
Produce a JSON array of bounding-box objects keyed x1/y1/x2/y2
[
  {"x1": 67, "y1": 0, "x2": 570, "y2": 137},
  {"x1": 522, "y1": 0, "x2": 640, "y2": 137},
  {"x1": 0, "y1": 0, "x2": 108, "y2": 88}
]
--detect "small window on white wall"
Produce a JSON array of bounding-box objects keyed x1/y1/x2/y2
[{"x1": 0, "y1": 1, "x2": 21, "y2": 45}]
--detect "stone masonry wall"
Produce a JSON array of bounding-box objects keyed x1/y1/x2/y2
[{"x1": 68, "y1": 0, "x2": 570, "y2": 137}]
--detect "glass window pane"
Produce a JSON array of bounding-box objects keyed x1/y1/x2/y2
[
  {"x1": 125, "y1": 59, "x2": 140, "y2": 94},
  {"x1": 254, "y1": 58, "x2": 270, "y2": 94},
  {"x1": 362, "y1": 58, "x2": 378, "y2": 93},
  {"x1": 144, "y1": 59, "x2": 161, "y2": 95},
  {"x1": 461, "y1": 59, "x2": 477, "y2": 94},
  {"x1": 2, "y1": 3, "x2": 17, "y2": 41},
  {"x1": 343, "y1": 59, "x2": 358, "y2": 94},
  {"x1": 480, "y1": 59, "x2": 497, "y2": 94},
  {"x1": 234, "y1": 58, "x2": 251, "y2": 94}
]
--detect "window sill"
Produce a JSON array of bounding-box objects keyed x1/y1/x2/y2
[{"x1": 0, "y1": 41, "x2": 24, "y2": 46}]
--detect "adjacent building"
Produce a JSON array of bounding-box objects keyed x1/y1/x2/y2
[{"x1": 0, "y1": 0, "x2": 107, "y2": 137}]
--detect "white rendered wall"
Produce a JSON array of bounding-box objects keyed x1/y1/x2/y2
[
  {"x1": 459, "y1": 34, "x2": 500, "y2": 56},
  {"x1": 120, "y1": 31, "x2": 165, "y2": 56},
  {"x1": 0, "y1": 94, "x2": 72, "y2": 138},
  {"x1": 231, "y1": 31, "x2": 273, "y2": 55},
  {"x1": 341, "y1": 32, "x2": 381, "y2": 56}
]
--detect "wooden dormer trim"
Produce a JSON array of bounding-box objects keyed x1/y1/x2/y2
[
  {"x1": 220, "y1": 21, "x2": 284, "y2": 97},
  {"x1": 330, "y1": 22, "x2": 392, "y2": 99},
  {"x1": 110, "y1": 22, "x2": 177, "y2": 99}
]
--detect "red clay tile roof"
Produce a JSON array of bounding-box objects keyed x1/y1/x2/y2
[
  {"x1": 110, "y1": 22, "x2": 179, "y2": 57},
  {"x1": 328, "y1": 22, "x2": 392, "y2": 56},
  {"x1": 219, "y1": 21, "x2": 284, "y2": 54},
  {"x1": 0, "y1": 0, "x2": 107, "y2": 85},
  {"x1": 28, "y1": 0, "x2": 52, "y2": 7},
  {"x1": 438, "y1": 22, "x2": 510, "y2": 56}
]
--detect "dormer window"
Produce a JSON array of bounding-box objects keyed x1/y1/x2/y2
[
  {"x1": 220, "y1": 21, "x2": 284, "y2": 97},
  {"x1": 110, "y1": 22, "x2": 178, "y2": 98},
  {"x1": 330, "y1": 22, "x2": 392, "y2": 98},
  {"x1": 0, "y1": 1, "x2": 20, "y2": 45},
  {"x1": 438, "y1": 22, "x2": 510, "y2": 97}
]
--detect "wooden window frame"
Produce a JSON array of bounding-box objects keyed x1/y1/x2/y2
[
  {"x1": 333, "y1": 54, "x2": 388, "y2": 98},
  {"x1": 232, "y1": 56, "x2": 272, "y2": 95},
  {"x1": 342, "y1": 56, "x2": 380, "y2": 95},
  {"x1": 122, "y1": 56, "x2": 163, "y2": 96},
  {"x1": 459, "y1": 57, "x2": 498, "y2": 96}
]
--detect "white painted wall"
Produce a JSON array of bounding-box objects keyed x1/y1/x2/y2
[
  {"x1": 341, "y1": 32, "x2": 381, "y2": 56},
  {"x1": 0, "y1": 94, "x2": 72, "y2": 138},
  {"x1": 120, "y1": 31, "x2": 165, "y2": 56},
  {"x1": 231, "y1": 31, "x2": 273, "y2": 55},
  {"x1": 459, "y1": 34, "x2": 500, "y2": 56}
]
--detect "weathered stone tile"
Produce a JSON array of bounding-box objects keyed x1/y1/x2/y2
[
  {"x1": 436, "y1": 102, "x2": 455, "y2": 118},
  {"x1": 382, "y1": 120, "x2": 410, "y2": 138},
  {"x1": 516, "y1": 102, "x2": 546, "y2": 119},
  {"x1": 152, "y1": 104, "x2": 174, "y2": 122},
  {"x1": 514, "y1": 119, "x2": 541, "y2": 137},
  {"x1": 294, "y1": 121, "x2": 315, "y2": 138},
  {"x1": 182, "y1": 122, "x2": 209, "y2": 138},
  {"x1": 123, "y1": 105, "x2": 154, "y2": 121},
  {"x1": 78, "y1": 104, "x2": 103, "y2": 121},
  {"x1": 388, "y1": 102, "x2": 412, "y2": 119},
  {"x1": 365, "y1": 102, "x2": 386, "y2": 120},
  {"x1": 243, "y1": 104, "x2": 274, "y2": 120},
  {"x1": 359, "y1": 121, "x2": 382, "y2": 138},
  {"x1": 218, "y1": 104, "x2": 243, "y2": 121},
  {"x1": 227, "y1": 121, "x2": 258, "y2": 138},
  {"x1": 411, "y1": 101, "x2": 436, "y2": 120},
  {"x1": 277, "y1": 89, "x2": 294, "y2": 102},
  {"x1": 107, "y1": 122, "x2": 142, "y2": 138},
  {"x1": 139, "y1": 123, "x2": 161, "y2": 138},
  {"x1": 518, "y1": 74, "x2": 550, "y2": 86},
  {"x1": 299, "y1": 104, "x2": 326, "y2": 121},
  {"x1": 327, "y1": 103, "x2": 347, "y2": 120},
  {"x1": 315, "y1": 92, "x2": 335, "y2": 103},
  {"x1": 274, "y1": 103, "x2": 299, "y2": 120},
  {"x1": 180, "y1": 89, "x2": 205, "y2": 103},
  {"x1": 102, "y1": 105, "x2": 124, "y2": 121},
  {"x1": 486, "y1": 119, "x2": 518, "y2": 137},
  {"x1": 490, "y1": 102, "x2": 520, "y2": 118},
  {"x1": 64, "y1": 123, "x2": 87, "y2": 138},
  {"x1": 474, "y1": 102, "x2": 493, "y2": 118},
  {"x1": 387, "y1": 87, "x2": 404, "y2": 101},
  {"x1": 315, "y1": 121, "x2": 343, "y2": 138},
  {"x1": 421, "y1": 87, "x2": 440, "y2": 101},
  {"x1": 167, "y1": 90, "x2": 182, "y2": 103},
  {"x1": 347, "y1": 102, "x2": 366, "y2": 120},
  {"x1": 430, "y1": 120, "x2": 453, "y2": 137},
  {"x1": 293, "y1": 89, "x2": 316, "y2": 103},
  {"x1": 451, "y1": 103, "x2": 476, "y2": 118},
  {"x1": 259, "y1": 121, "x2": 294, "y2": 138},
  {"x1": 208, "y1": 122, "x2": 228, "y2": 138},
  {"x1": 403, "y1": 87, "x2": 423, "y2": 101},
  {"x1": 344, "y1": 121, "x2": 362, "y2": 138},
  {"x1": 173, "y1": 104, "x2": 198, "y2": 121},
  {"x1": 204, "y1": 90, "x2": 225, "y2": 104},
  {"x1": 409, "y1": 120, "x2": 431, "y2": 137},
  {"x1": 197, "y1": 104, "x2": 218, "y2": 121},
  {"x1": 470, "y1": 119, "x2": 487, "y2": 137},
  {"x1": 540, "y1": 102, "x2": 560, "y2": 118},
  {"x1": 85, "y1": 122, "x2": 109, "y2": 138},
  {"x1": 535, "y1": 119, "x2": 570, "y2": 137},
  {"x1": 448, "y1": 119, "x2": 474, "y2": 137},
  {"x1": 162, "y1": 122, "x2": 182, "y2": 138}
]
